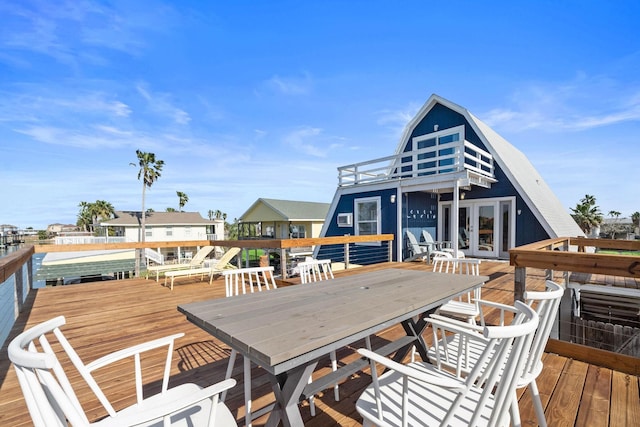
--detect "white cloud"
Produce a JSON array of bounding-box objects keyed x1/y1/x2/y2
[
  {"x1": 266, "y1": 74, "x2": 312, "y2": 95},
  {"x1": 136, "y1": 83, "x2": 191, "y2": 125},
  {"x1": 480, "y1": 74, "x2": 640, "y2": 132},
  {"x1": 282, "y1": 126, "x2": 325, "y2": 157}
]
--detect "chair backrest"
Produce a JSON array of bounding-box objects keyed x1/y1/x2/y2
[
  {"x1": 298, "y1": 259, "x2": 334, "y2": 284},
  {"x1": 223, "y1": 266, "x2": 277, "y2": 297},
  {"x1": 214, "y1": 247, "x2": 241, "y2": 269},
  {"x1": 432, "y1": 257, "x2": 480, "y2": 275},
  {"x1": 363, "y1": 301, "x2": 538, "y2": 427},
  {"x1": 520, "y1": 280, "x2": 564, "y2": 383},
  {"x1": 189, "y1": 245, "x2": 215, "y2": 266},
  {"x1": 405, "y1": 230, "x2": 421, "y2": 251},
  {"x1": 8, "y1": 316, "x2": 95, "y2": 427}
]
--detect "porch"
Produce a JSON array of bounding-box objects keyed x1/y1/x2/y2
[{"x1": 1, "y1": 260, "x2": 639, "y2": 426}]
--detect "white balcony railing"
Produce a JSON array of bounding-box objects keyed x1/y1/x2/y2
[{"x1": 338, "y1": 139, "x2": 494, "y2": 186}]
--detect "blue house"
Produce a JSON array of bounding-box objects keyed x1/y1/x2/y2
[{"x1": 319, "y1": 94, "x2": 584, "y2": 262}]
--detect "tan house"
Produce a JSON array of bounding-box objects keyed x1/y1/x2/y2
[{"x1": 238, "y1": 198, "x2": 330, "y2": 240}]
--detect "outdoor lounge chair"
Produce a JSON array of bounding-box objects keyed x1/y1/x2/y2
[
  {"x1": 145, "y1": 245, "x2": 215, "y2": 281},
  {"x1": 8, "y1": 315, "x2": 237, "y2": 427},
  {"x1": 404, "y1": 230, "x2": 431, "y2": 261},
  {"x1": 163, "y1": 247, "x2": 241, "y2": 290}
]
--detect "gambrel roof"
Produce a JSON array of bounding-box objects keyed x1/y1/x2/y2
[{"x1": 398, "y1": 94, "x2": 584, "y2": 238}]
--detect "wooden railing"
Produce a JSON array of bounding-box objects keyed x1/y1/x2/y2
[{"x1": 510, "y1": 237, "x2": 640, "y2": 375}]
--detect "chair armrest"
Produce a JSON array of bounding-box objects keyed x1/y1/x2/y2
[
  {"x1": 97, "y1": 379, "x2": 237, "y2": 427},
  {"x1": 85, "y1": 333, "x2": 185, "y2": 371},
  {"x1": 428, "y1": 314, "x2": 485, "y2": 333},
  {"x1": 357, "y1": 348, "x2": 465, "y2": 391}
]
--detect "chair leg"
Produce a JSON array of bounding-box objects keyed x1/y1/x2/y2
[
  {"x1": 244, "y1": 357, "x2": 252, "y2": 427},
  {"x1": 308, "y1": 376, "x2": 316, "y2": 417},
  {"x1": 530, "y1": 380, "x2": 547, "y2": 427},
  {"x1": 510, "y1": 391, "x2": 522, "y2": 427}
]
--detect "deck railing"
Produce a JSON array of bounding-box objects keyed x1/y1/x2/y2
[
  {"x1": 510, "y1": 237, "x2": 640, "y2": 375},
  {"x1": 337, "y1": 139, "x2": 494, "y2": 186},
  {"x1": 0, "y1": 234, "x2": 394, "y2": 348}
]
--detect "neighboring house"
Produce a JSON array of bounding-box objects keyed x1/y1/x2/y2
[
  {"x1": 238, "y1": 198, "x2": 330, "y2": 240},
  {"x1": 46, "y1": 223, "x2": 79, "y2": 235},
  {"x1": 101, "y1": 211, "x2": 224, "y2": 242},
  {"x1": 319, "y1": 94, "x2": 584, "y2": 262}
]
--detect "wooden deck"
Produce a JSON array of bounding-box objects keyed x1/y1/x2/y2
[{"x1": 1, "y1": 261, "x2": 639, "y2": 426}]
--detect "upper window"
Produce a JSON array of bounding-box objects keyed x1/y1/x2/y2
[
  {"x1": 166, "y1": 227, "x2": 173, "y2": 237},
  {"x1": 355, "y1": 196, "x2": 381, "y2": 236}
]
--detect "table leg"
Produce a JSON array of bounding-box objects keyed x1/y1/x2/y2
[
  {"x1": 395, "y1": 310, "x2": 434, "y2": 363},
  {"x1": 265, "y1": 361, "x2": 318, "y2": 427}
]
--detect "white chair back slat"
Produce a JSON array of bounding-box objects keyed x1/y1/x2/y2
[
  {"x1": 223, "y1": 266, "x2": 277, "y2": 297},
  {"x1": 298, "y1": 259, "x2": 334, "y2": 284}
]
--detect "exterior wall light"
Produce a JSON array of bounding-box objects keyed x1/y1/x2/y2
[{"x1": 390, "y1": 194, "x2": 396, "y2": 203}]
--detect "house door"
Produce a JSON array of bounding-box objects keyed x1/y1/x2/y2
[{"x1": 442, "y1": 198, "x2": 514, "y2": 258}]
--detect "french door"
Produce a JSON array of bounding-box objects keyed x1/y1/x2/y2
[{"x1": 441, "y1": 198, "x2": 514, "y2": 258}]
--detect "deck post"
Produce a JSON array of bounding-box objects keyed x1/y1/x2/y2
[
  {"x1": 280, "y1": 248, "x2": 287, "y2": 279},
  {"x1": 514, "y1": 266, "x2": 526, "y2": 302},
  {"x1": 344, "y1": 242, "x2": 350, "y2": 269}
]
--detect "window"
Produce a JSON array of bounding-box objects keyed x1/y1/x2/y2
[
  {"x1": 185, "y1": 226, "x2": 191, "y2": 237},
  {"x1": 166, "y1": 227, "x2": 173, "y2": 237},
  {"x1": 290, "y1": 224, "x2": 306, "y2": 238},
  {"x1": 355, "y1": 196, "x2": 381, "y2": 236},
  {"x1": 145, "y1": 228, "x2": 153, "y2": 238}
]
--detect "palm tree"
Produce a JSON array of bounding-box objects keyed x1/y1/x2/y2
[
  {"x1": 92, "y1": 200, "x2": 115, "y2": 235},
  {"x1": 177, "y1": 191, "x2": 189, "y2": 212},
  {"x1": 77, "y1": 201, "x2": 93, "y2": 232},
  {"x1": 570, "y1": 194, "x2": 603, "y2": 235},
  {"x1": 131, "y1": 150, "x2": 164, "y2": 276},
  {"x1": 208, "y1": 209, "x2": 214, "y2": 220}
]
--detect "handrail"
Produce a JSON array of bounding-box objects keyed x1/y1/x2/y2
[
  {"x1": 0, "y1": 246, "x2": 34, "y2": 283},
  {"x1": 510, "y1": 237, "x2": 640, "y2": 278},
  {"x1": 337, "y1": 139, "x2": 494, "y2": 186}
]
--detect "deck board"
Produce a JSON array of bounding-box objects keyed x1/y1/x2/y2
[{"x1": 1, "y1": 260, "x2": 639, "y2": 426}]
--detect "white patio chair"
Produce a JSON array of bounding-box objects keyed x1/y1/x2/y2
[
  {"x1": 298, "y1": 258, "x2": 335, "y2": 284},
  {"x1": 146, "y1": 245, "x2": 215, "y2": 281},
  {"x1": 356, "y1": 301, "x2": 539, "y2": 427},
  {"x1": 222, "y1": 266, "x2": 277, "y2": 427},
  {"x1": 434, "y1": 257, "x2": 483, "y2": 323},
  {"x1": 8, "y1": 315, "x2": 237, "y2": 427},
  {"x1": 296, "y1": 258, "x2": 340, "y2": 415},
  {"x1": 428, "y1": 280, "x2": 564, "y2": 427}
]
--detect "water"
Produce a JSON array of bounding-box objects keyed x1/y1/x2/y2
[{"x1": 0, "y1": 244, "x2": 46, "y2": 288}]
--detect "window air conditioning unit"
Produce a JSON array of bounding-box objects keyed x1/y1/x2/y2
[{"x1": 337, "y1": 213, "x2": 353, "y2": 227}]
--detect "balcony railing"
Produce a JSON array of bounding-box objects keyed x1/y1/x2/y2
[{"x1": 338, "y1": 139, "x2": 494, "y2": 186}]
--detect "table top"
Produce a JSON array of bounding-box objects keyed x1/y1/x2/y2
[{"x1": 178, "y1": 268, "x2": 487, "y2": 375}]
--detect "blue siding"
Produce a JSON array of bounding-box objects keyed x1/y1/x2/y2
[{"x1": 322, "y1": 189, "x2": 398, "y2": 262}]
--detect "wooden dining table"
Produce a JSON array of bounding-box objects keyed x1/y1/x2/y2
[{"x1": 178, "y1": 267, "x2": 487, "y2": 427}]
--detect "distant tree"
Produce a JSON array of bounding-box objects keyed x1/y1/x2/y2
[
  {"x1": 131, "y1": 150, "x2": 164, "y2": 276},
  {"x1": 177, "y1": 191, "x2": 189, "y2": 211},
  {"x1": 147, "y1": 208, "x2": 155, "y2": 213},
  {"x1": 92, "y1": 200, "x2": 115, "y2": 234},
  {"x1": 632, "y1": 212, "x2": 640, "y2": 229},
  {"x1": 208, "y1": 209, "x2": 214, "y2": 220},
  {"x1": 77, "y1": 201, "x2": 93, "y2": 232},
  {"x1": 166, "y1": 207, "x2": 177, "y2": 212},
  {"x1": 227, "y1": 218, "x2": 239, "y2": 240},
  {"x1": 604, "y1": 210, "x2": 624, "y2": 239},
  {"x1": 37, "y1": 230, "x2": 48, "y2": 240},
  {"x1": 570, "y1": 194, "x2": 603, "y2": 235}
]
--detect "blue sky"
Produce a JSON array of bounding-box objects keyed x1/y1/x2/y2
[{"x1": 1, "y1": 0, "x2": 639, "y2": 230}]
